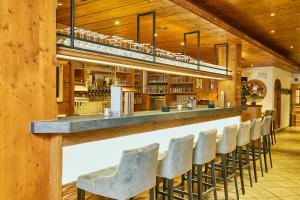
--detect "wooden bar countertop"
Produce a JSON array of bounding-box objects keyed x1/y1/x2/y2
[{"x1": 30, "y1": 106, "x2": 246, "y2": 134}]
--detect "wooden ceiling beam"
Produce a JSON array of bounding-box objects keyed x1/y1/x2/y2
[{"x1": 170, "y1": 0, "x2": 299, "y2": 71}]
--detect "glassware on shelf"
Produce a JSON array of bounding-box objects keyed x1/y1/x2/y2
[{"x1": 56, "y1": 26, "x2": 228, "y2": 75}]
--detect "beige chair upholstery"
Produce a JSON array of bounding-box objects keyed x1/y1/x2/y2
[
  {"x1": 157, "y1": 134, "x2": 194, "y2": 179},
  {"x1": 77, "y1": 143, "x2": 159, "y2": 200},
  {"x1": 193, "y1": 129, "x2": 217, "y2": 165},
  {"x1": 216, "y1": 124, "x2": 238, "y2": 154},
  {"x1": 270, "y1": 110, "x2": 276, "y2": 121},
  {"x1": 237, "y1": 121, "x2": 252, "y2": 147},
  {"x1": 262, "y1": 116, "x2": 272, "y2": 136},
  {"x1": 250, "y1": 118, "x2": 262, "y2": 141}
]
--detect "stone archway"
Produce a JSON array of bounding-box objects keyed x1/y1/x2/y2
[{"x1": 274, "y1": 79, "x2": 281, "y2": 129}]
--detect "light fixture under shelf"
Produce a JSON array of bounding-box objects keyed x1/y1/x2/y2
[{"x1": 57, "y1": 54, "x2": 229, "y2": 80}]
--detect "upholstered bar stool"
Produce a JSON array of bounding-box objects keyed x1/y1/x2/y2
[
  {"x1": 216, "y1": 124, "x2": 239, "y2": 200},
  {"x1": 236, "y1": 121, "x2": 253, "y2": 195},
  {"x1": 156, "y1": 134, "x2": 194, "y2": 200},
  {"x1": 264, "y1": 110, "x2": 276, "y2": 145},
  {"x1": 270, "y1": 109, "x2": 276, "y2": 144},
  {"x1": 261, "y1": 116, "x2": 273, "y2": 173},
  {"x1": 250, "y1": 118, "x2": 264, "y2": 182},
  {"x1": 192, "y1": 129, "x2": 217, "y2": 200},
  {"x1": 77, "y1": 143, "x2": 159, "y2": 200}
]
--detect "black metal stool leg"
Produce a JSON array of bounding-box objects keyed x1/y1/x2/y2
[
  {"x1": 237, "y1": 147, "x2": 244, "y2": 194},
  {"x1": 168, "y1": 179, "x2": 174, "y2": 200},
  {"x1": 263, "y1": 136, "x2": 268, "y2": 173},
  {"x1": 77, "y1": 188, "x2": 85, "y2": 200},
  {"x1": 192, "y1": 165, "x2": 196, "y2": 193},
  {"x1": 149, "y1": 187, "x2": 154, "y2": 200},
  {"x1": 222, "y1": 154, "x2": 228, "y2": 200},
  {"x1": 270, "y1": 123, "x2": 274, "y2": 145},
  {"x1": 251, "y1": 141, "x2": 258, "y2": 182},
  {"x1": 268, "y1": 135, "x2": 273, "y2": 168},
  {"x1": 246, "y1": 144, "x2": 253, "y2": 187},
  {"x1": 258, "y1": 139, "x2": 264, "y2": 177},
  {"x1": 205, "y1": 163, "x2": 208, "y2": 191},
  {"x1": 187, "y1": 170, "x2": 193, "y2": 200},
  {"x1": 238, "y1": 146, "x2": 245, "y2": 195},
  {"x1": 197, "y1": 164, "x2": 203, "y2": 200},
  {"x1": 163, "y1": 178, "x2": 167, "y2": 200},
  {"x1": 232, "y1": 151, "x2": 240, "y2": 200},
  {"x1": 155, "y1": 177, "x2": 159, "y2": 200},
  {"x1": 211, "y1": 160, "x2": 217, "y2": 200}
]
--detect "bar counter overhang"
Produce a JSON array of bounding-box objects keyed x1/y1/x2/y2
[{"x1": 31, "y1": 106, "x2": 245, "y2": 185}]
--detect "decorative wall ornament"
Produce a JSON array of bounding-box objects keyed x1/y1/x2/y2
[{"x1": 247, "y1": 79, "x2": 267, "y2": 103}]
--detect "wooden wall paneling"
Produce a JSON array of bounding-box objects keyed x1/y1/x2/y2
[
  {"x1": 57, "y1": 63, "x2": 74, "y2": 116},
  {"x1": 218, "y1": 44, "x2": 242, "y2": 106},
  {"x1": 0, "y1": 0, "x2": 58, "y2": 200},
  {"x1": 241, "y1": 106, "x2": 262, "y2": 122}
]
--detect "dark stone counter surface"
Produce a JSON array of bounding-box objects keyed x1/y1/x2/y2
[{"x1": 31, "y1": 106, "x2": 245, "y2": 134}]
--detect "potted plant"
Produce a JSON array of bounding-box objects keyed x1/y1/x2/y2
[{"x1": 241, "y1": 81, "x2": 250, "y2": 106}]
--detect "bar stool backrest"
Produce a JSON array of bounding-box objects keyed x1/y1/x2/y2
[
  {"x1": 216, "y1": 124, "x2": 238, "y2": 154},
  {"x1": 271, "y1": 109, "x2": 276, "y2": 122},
  {"x1": 237, "y1": 121, "x2": 252, "y2": 147},
  {"x1": 157, "y1": 134, "x2": 194, "y2": 179},
  {"x1": 250, "y1": 118, "x2": 262, "y2": 141},
  {"x1": 265, "y1": 110, "x2": 271, "y2": 116},
  {"x1": 262, "y1": 116, "x2": 272, "y2": 136},
  {"x1": 96, "y1": 143, "x2": 159, "y2": 199},
  {"x1": 194, "y1": 129, "x2": 217, "y2": 165}
]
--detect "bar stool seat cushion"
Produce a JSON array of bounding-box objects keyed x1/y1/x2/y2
[{"x1": 77, "y1": 166, "x2": 117, "y2": 193}]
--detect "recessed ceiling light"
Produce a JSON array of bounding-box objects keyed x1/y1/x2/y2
[
  {"x1": 270, "y1": 30, "x2": 275, "y2": 33},
  {"x1": 270, "y1": 13, "x2": 276, "y2": 17},
  {"x1": 251, "y1": 64, "x2": 254, "y2": 67},
  {"x1": 57, "y1": 2, "x2": 63, "y2": 6},
  {"x1": 154, "y1": 33, "x2": 158, "y2": 37},
  {"x1": 181, "y1": 42, "x2": 184, "y2": 46},
  {"x1": 114, "y1": 21, "x2": 120, "y2": 25},
  {"x1": 290, "y1": 45, "x2": 294, "y2": 49}
]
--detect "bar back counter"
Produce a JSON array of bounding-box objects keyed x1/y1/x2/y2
[{"x1": 31, "y1": 106, "x2": 251, "y2": 199}]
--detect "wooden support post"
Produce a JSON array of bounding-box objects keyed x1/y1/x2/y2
[
  {"x1": 0, "y1": 0, "x2": 58, "y2": 200},
  {"x1": 218, "y1": 44, "x2": 242, "y2": 106}
]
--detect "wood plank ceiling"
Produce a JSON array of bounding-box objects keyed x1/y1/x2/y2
[
  {"x1": 190, "y1": 0, "x2": 300, "y2": 69},
  {"x1": 56, "y1": 0, "x2": 299, "y2": 72}
]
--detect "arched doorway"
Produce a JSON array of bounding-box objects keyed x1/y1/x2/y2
[{"x1": 274, "y1": 79, "x2": 281, "y2": 129}]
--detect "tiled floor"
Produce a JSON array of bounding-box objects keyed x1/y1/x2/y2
[{"x1": 137, "y1": 127, "x2": 300, "y2": 200}]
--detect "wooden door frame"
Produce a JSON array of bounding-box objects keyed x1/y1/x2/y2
[{"x1": 274, "y1": 79, "x2": 281, "y2": 129}]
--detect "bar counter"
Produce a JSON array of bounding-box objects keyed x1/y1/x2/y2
[
  {"x1": 31, "y1": 106, "x2": 245, "y2": 134},
  {"x1": 31, "y1": 106, "x2": 246, "y2": 198}
]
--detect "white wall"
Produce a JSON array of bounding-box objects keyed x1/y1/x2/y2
[
  {"x1": 242, "y1": 66, "x2": 293, "y2": 128},
  {"x1": 273, "y1": 67, "x2": 293, "y2": 128}
]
